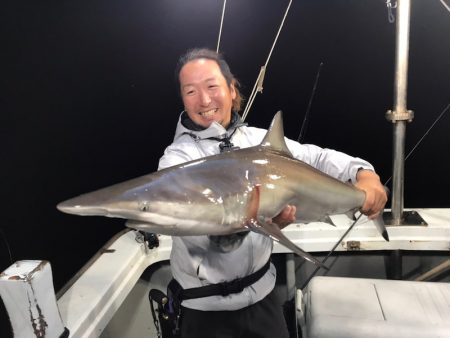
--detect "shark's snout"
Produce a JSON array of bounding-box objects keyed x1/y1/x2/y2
[{"x1": 57, "y1": 197, "x2": 109, "y2": 216}]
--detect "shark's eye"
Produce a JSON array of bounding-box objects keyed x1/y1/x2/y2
[{"x1": 138, "y1": 201, "x2": 149, "y2": 212}]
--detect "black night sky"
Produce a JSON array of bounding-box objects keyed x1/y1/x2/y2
[{"x1": 1, "y1": 0, "x2": 449, "y2": 336}]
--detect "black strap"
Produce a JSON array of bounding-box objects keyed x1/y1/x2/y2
[
  {"x1": 180, "y1": 111, "x2": 246, "y2": 153},
  {"x1": 169, "y1": 260, "x2": 271, "y2": 301}
]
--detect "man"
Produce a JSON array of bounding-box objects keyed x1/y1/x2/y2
[{"x1": 158, "y1": 48, "x2": 387, "y2": 337}]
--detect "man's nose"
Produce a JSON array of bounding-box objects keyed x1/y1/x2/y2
[{"x1": 199, "y1": 90, "x2": 211, "y2": 106}]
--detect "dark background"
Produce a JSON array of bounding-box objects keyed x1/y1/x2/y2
[{"x1": 1, "y1": 0, "x2": 449, "y2": 336}]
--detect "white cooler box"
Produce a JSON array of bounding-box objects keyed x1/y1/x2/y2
[{"x1": 298, "y1": 276, "x2": 450, "y2": 338}]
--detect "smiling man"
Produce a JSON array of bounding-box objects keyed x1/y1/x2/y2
[
  {"x1": 179, "y1": 57, "x2": 236, "y2": 128},
  {"x1": 157, "y1": 48, "x2": 387, "y2": 338}
]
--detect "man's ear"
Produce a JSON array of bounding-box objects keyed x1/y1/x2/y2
[{"x1": 230, "y1": 81, "x2": 237, "y2": 100}]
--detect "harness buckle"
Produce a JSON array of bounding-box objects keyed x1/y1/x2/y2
[{"x1": 219, "y1": 278, "x2": 244, "y2": 296}]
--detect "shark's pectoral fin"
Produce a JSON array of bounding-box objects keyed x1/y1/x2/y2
[
  {"x1": 246, "y1": 218, "x2": 328, "y2": 270},
  {"x1": 243, "y1": 185, "x2": 327, "y2": 269}
]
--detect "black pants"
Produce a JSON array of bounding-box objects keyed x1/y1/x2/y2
[{"x1": 179, "y1": 289, "x2": 290, "y2": 338}]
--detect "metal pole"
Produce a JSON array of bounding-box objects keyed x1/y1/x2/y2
[
  {"x1": 285, "y1": 253, "x2": 296, "y2": 300},
  {"x1": 391, "y1": 121, "x2": 406, "y2": 224},
  {"x1": 386, "y1": 0, "x2": 414, "y2": 225}
]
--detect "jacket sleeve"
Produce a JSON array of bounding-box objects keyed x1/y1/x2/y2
[
  {"x1": 157, "y1": 135, "x2": 204, "y2": 170},
  {"x1": 285, "y1": 138, "x2": 375, "y2": 184}
]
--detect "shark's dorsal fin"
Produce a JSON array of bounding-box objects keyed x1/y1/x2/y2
[{"x1": 260, "y1": 111, "x2": 293, "y2": 157}]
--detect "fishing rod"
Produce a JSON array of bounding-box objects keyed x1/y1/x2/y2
[
  {"x1": 242, "y1": 0, "x2": 293, "y2": 121},
  {"x1": 297, "y1": 62, "x2": 324, "y2": 143},
  {"x1": 300, "y1": 214, "x2": 363, "y2": 289},
  {"x1": 300, "y1": 102, "x2": 450, "y2": 289}
]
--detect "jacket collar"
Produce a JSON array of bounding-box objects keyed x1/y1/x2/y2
[{"x1": 173, "y1": 111, "x2": 246, "y2": 141}]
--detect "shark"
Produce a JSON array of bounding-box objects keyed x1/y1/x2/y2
[{"x1": 57, "y1": 111, "x2": 388, "y2": 268}]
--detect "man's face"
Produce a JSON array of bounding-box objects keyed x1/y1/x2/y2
[{"x1": 179, "y1": 58, "x2": 236, "y2": 129}]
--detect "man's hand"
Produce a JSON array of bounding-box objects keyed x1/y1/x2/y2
[
  {"x1": 272, "y1": 205, "x2": 297, "y2": 229},
  {"x1": 355, "y1": 170, "x2": 388, "y2": 219}
]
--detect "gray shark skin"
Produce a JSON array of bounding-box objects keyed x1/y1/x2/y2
[{"x1": 57, "y1": 112, "x2": 388, "y2": 268}]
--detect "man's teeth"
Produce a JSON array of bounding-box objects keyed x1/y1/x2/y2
[{"x1": 200, "y1": 109, "x2": 218, "y2": 117}]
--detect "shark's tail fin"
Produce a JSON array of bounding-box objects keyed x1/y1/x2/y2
[
  {"x1": 374, "y1": 213, "x2": 389, "y2": 241},
  {"x1": 377, "y1": 186, "x2": 390, "y2": 241}
]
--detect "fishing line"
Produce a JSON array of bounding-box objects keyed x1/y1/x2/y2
[
  {"x1": 216, "y1": 0, "x2": 227, "y2": 52},
  {"x1": 242, "y1": 0, "x2": 293, "y2": 121},
  {"x1": 297, "y1": 62, "x2": 324, "y2": 143},
  {"x1": 0, "y1": 227, "x2": 13, "y2": 265},
  {"x1": 384, "y1": 102, "x2": 450, "y2": 186}
]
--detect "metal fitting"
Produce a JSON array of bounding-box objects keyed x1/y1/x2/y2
[{"x1": 385, "y1": 109, "x2": 414, "y2": 123}]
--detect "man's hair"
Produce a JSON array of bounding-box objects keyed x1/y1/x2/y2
[{"x1": 175, "y1": 48, "x2": 244, "y2": 113}]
